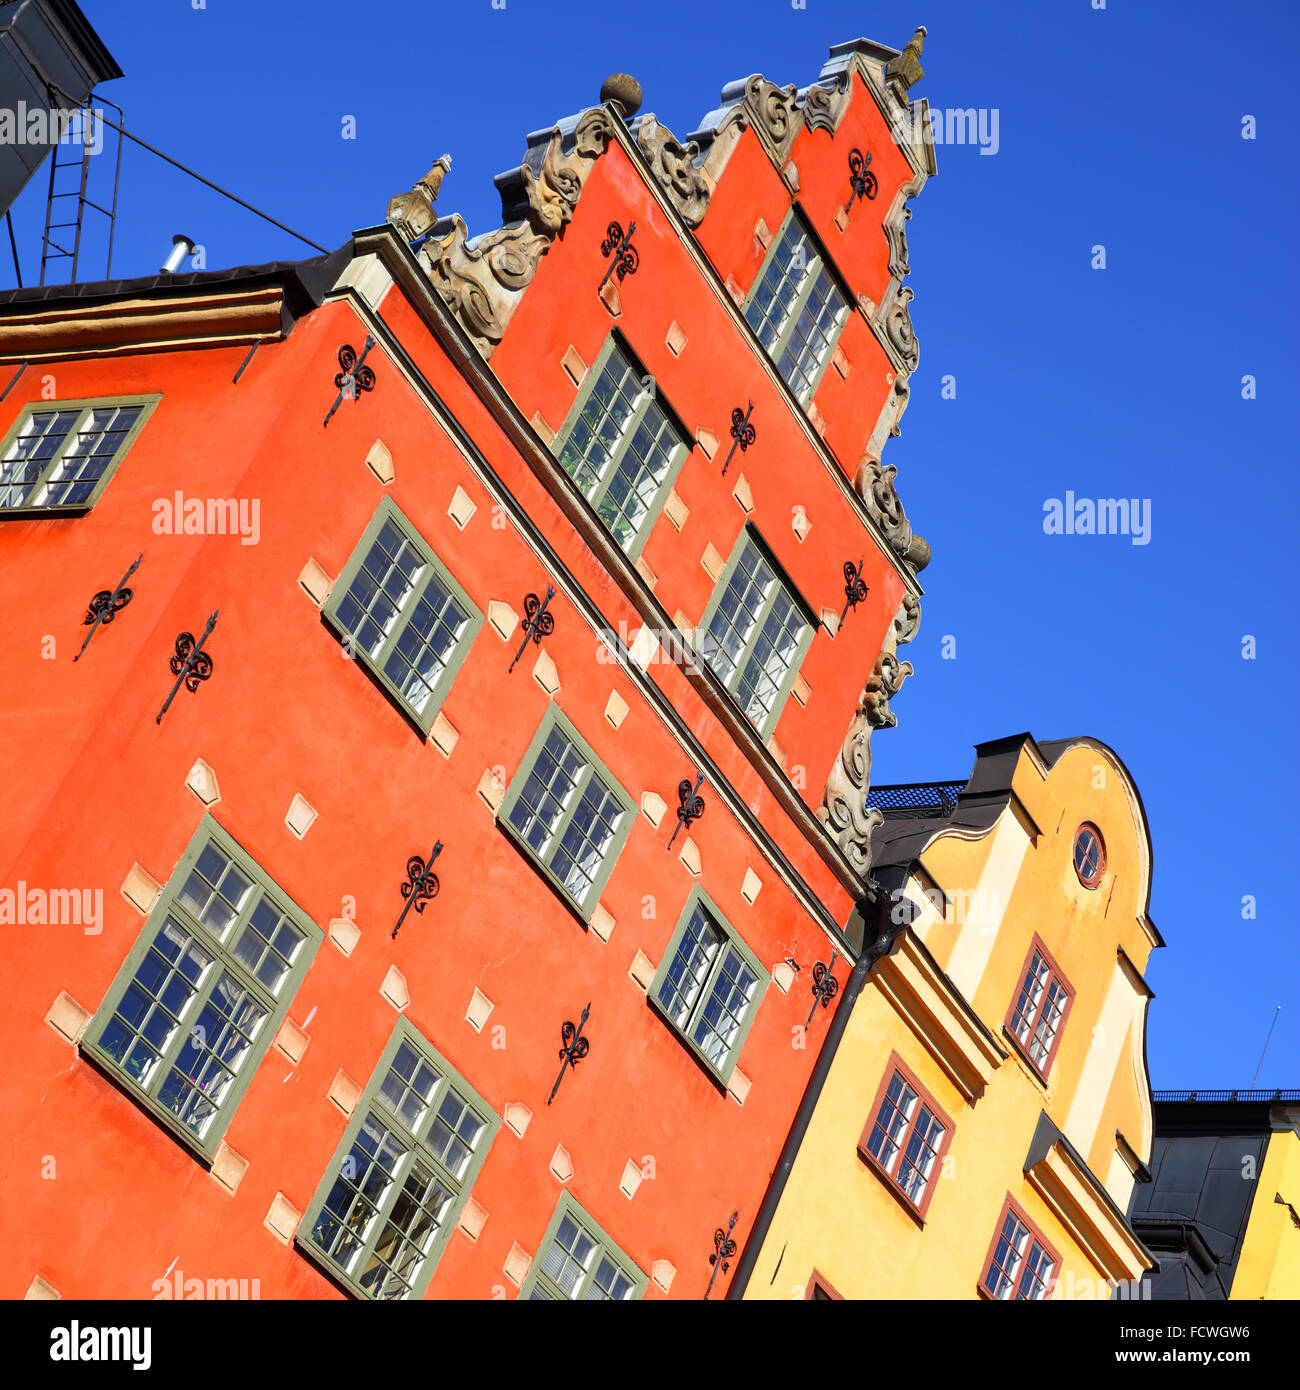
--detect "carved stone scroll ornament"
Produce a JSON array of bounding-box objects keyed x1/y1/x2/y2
[
  {"x1": 817, "y1": 594, "x2": 921, "y2": 872},
  {"x1": 636, "y1": 115, "x2": 711, "y2": 227},
  {"x1": 744, "y1": 75, "x2": 800, "y2": 161},
  {"x1": 801, "y1": 76, "x2": 850, "y2": 136},
  {"x1": 883, "y1": 285, "x2": 919, "y2": 372},
  {"x1": 855, "y1": 459, "x2": 931, "y2": 573},
  {"x1": 885, "y1": 205, "x2": 911, "y2": 280},
  {"x1": 422, "y1": 108, "x2": 614, "y2": 357},
  {"x1": 818, "y1": 713, "x2": 885, "y2": 874}
]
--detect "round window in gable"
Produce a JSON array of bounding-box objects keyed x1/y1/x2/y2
[{"x1": 1073, "y1": 823, "x2": 1105, "y2": 888}]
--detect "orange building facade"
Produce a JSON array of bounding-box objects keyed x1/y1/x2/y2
[{"x1": 1, "y1": 33, "x2": 939, "y2": 1300}]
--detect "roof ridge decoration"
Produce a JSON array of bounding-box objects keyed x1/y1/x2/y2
[
  {"x1": 391, "y1": 35, "x2": 930, "y2": 359},
  {"x1": 416, "y1": 107, "x2": 616, "y2": 356},
  {"x1": 818, "y1": 593, "x2": 921, "y2": 873}
]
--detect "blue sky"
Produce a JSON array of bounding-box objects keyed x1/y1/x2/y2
[{"x1": 9, "y1": 0, "x2": 1296, "y2": 1091}]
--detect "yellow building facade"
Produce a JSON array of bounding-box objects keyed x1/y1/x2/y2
[{"x1": 739, "y1": 733, "x2": 1160, "y2": 1301}]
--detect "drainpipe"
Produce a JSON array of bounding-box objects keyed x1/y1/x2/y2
[{"x1": 726, "y1": 884, "x2": 895, "y2": 1299}]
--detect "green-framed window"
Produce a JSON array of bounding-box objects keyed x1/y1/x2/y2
[
  {"x1": 84, "y1": 817, "x2": 321, "y2": 1158},
  {"x1": 500, "y1": 705, "x2": 634, "y2": 920},
  {"x1": 299, "y1": 1020, "x2": 499, "y2": 1301},
  {"x1": 0, "y1": 394, "x2": 159, "y2": 515},
  {"x1": 744, "y1": 211, "x2": 848, "y2": 405},
  {"x1": 552, "y1": 333, "x2": 690, "y2": 559},
  {"x1": 521, "y1": 1192, "x2": 647, "y2": 1301},
  {"x1": 323, "y1": 496, "x2": 483, "y2": 731},
  {"x1": 698, "y1": 527, "x2": 814, "y2": 741},
  {"x1": 649, "y1": 887, "x2": 768, "y2": 1083}
]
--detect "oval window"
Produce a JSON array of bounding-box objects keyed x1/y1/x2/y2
[{"x1": 1073, "y1": 823, "x2": 1105, "y2": 888}]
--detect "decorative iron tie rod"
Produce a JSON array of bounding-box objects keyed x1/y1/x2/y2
[
  {"x1": 839, "y1": 558, "x2": 869, "y2": 623},
  {"x1": 156, "y1": 610, "x2": 218, "y2": 724},
  {"x1": 806, "y1": 949, "x2": 840, "y2": 1027},
  {"x1": 846, "y1": 147, "x2": 878, "y2": 214},
  {"x1": 704, "y1": 1210, "x2": 739, "y2": 1300},
  {"x1": 599, "y1": 220, "x2": 639, "y2": 290},
  {"x1": 721, "y1": 401, "x2": 756, "y2": 476},
  {"x1": 666, "y1": 772, "x2": 705, "y2": 851},
  {"x1": 509, "y1": 585, "x2": 557, "y2": 673},
  {"x1": 323, "y1": 336, "x2": 376, "y2": 426},
  {"x1": 74, "y1": 552, "x2": 141, "y2": 662},
  {"x1": 548, "y1": 1002, "x2": 592, "y2": 1106},
  {"x1": 392, "y1": 841, "x2": 443, "y2": 938}
]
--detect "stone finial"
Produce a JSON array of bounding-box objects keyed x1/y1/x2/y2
[
  {"x1": 600, "y1": 73, "x2": 643, "y2": 119},
  {"x1": 387, "y1": 154, "x2": 453, "y2": 243},
  {"x1": 885, "y1": 26, "x2": 927, "y2": 90}
]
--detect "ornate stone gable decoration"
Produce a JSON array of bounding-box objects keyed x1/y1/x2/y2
[
  {"x1": 635, "y1": 114, "x2": 711, "y2": 228},
  {"x1": 885, "y1": 204, "x2": 912, "y2": 280},
  {"x1": 817, "y1": 594, "x2": 921, "y2": 874},
  {"x1": 884, "y1": 26, "x2": 927, "y2": 92},
  {"x1": 406, "y1": 107, "x2": 616, "y2": 358},
  {"x1": 855, "y1": 459, "x2": 930, "y2": 574},
  {"x1": 743, "y1": 75, "x2": 801, "y2": 163},
  {"x1": 801, "y1": 75, "x2": 851, "y2": 137},
  {"x1": 876, "y1": 282, "x2": 920, "y2": 374},
  {"x1": 386, "y1": 155, "x2": 452, "y2": 244}
]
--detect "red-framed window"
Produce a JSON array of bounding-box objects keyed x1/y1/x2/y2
[
  {"x1": 805, "y1": 1269, "x2": 844, "y2": 1300},
  {"x1": 857, "y1": 1053, "x2": 954, "y2": 1221},
  {"x1": 1005, "y1": 935, "x2": 1074, "y2": 1079},
  {"x1": 1073, "y1": 822, "x2": 1105, "y2": 888},
  {"x1": 980, "y1": 1196, "x2": 1061, "y2": 1300}
]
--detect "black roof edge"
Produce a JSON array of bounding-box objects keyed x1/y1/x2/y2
[
  {"x1": 47, "y1": 0, "x2": 124, "y2": 84},
  {"x1": 0, "y1": 240, "x2": 353, "y2": 330}
]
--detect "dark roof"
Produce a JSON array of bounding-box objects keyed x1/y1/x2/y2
[
  {"x1": 0, "y1": 243, "x2": 352, "y2": 324},
  {"x1": 42, "y1": 0, "x2": 123, "y2": 83}
]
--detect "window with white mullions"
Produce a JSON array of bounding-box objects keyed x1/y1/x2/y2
[
  {"x1": 700, "y1": 530, "x2": 812, "y2": 741},
  {"x1": 744, "y1": 213, "x2": 848, "y2": 405},
  {"x1": 1007, "y1": 941, "x2": 1073, "y2": 1077},
  {"x1": 502, "y1": 709, "x2": 634, "y2": 917},
  {"x1": 554, "y1": 336, "x2": 689, "y2": 557},
  {"x1": 0, "y1": 396, "x2": 158, "y2": 513},
  {"x1": 303, "y1": 1029, "x2": 499, "y2": 1301},
  {"x1": 859, "y1": 1059, "x2": 954, "y2": 1218},
  {"x1": 651, "y1": 891, "x2": 768, "y2": 1083},
  {"x1": 983, "y1": 1200, "x2": 1059, "y2": 1300},
  {"x1": 522, "y1": 1196, "x2": 646, "y2": 1301},
  {"x1": 88, "y1": 820, "x2": 320, "y2": 1155},
  {"x1": 325, "y1": 498, "x2": 483, "y2": 732}
]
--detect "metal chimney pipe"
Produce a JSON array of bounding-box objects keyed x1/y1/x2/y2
[{"x1": 160, "y1": 234, "x2": 195, "y2": 274}]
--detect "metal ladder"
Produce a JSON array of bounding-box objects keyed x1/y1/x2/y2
[{"x1": 39, "y1": 94, "x2": 123, "y2": 286}]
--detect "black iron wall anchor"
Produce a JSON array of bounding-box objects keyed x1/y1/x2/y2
[
  {"x1": 839, "y1": 558, "x2": 869, "y2": 624},
  {"x1": 720, "y1": 401, "x2": 756, "y2": 477},
  {"x1": 323, "y1": 335, "x2": 377, "y2": 426},
  {"x1": 704, "y1": 1210, "x2": 739, "y2": 1300},
  {"x1": 666, "y1": 772, "x2": 705, "y2": 851},
  {"x1": 156, "y1": 611, "x2": 219, "y2": 724},
  {"x1": 599, "y1": 220, "x2": 639, "y2": 290},
  {"x1": 806, "y1": 949, "x2": 841, "y2": 1027},
  {"x1": 74, "y1": 552, "x2": 141, "y2": 662},
  {"x1": 547, "y1": 1001, "x2": 592, "y2": 1106},
  {"x1": 846, "y1": 148, "x2": 878, "y2": 213},
  {"x1": 392, "y1": 841, "x2": 443, "y2": 939},
  {"x1": 509, "y1": 584, "x2": 557, "y2": 673}
]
